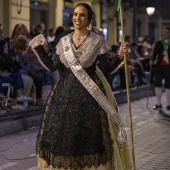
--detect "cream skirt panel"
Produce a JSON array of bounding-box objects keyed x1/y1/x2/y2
[{"x1": 37, "y1": 156, "x2": 111, "y2": 170}]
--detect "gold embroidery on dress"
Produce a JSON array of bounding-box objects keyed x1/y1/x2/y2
[{"x1": 64, "y1": 45, "x2": 70, "y2": 52}]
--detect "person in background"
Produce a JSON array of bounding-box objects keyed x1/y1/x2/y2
[
  {"x1": 137, "y1": 44, "x2": 150, "y2": 72},
  {"x1": 125, "y1": 35, "x2": 133, "y2": 46},
  {"x1": 11, "y1": 24, "x2": 31, "y2": 44},
  {"x1": 34, "y1": 23, "x2": 45, "y2": 37},
  {"x1": 29, "y1": 3, "x2": 131, "y2": 170},
  {"x1": 46, "y1": 28, "x2": 56, "y2": 44},
  {"x1": 14, "y1": 38, "x2": 33, "y2": 98},
  {"x1": 54, "y1": 14, "x2": 75, "y2": 47},
  {"x1": 0, "y1": 40, "x2": 26, "y2": 110},
  {"x1": 54, "y1": 26, "x2": 66, "y2": 45},
  {"x1": 152, "y1": 27, "x2": 170, "y2": 112}
]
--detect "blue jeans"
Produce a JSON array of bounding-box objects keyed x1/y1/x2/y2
[{"x1": 0, "y1": 72, "x2": 24, "y2": 97}]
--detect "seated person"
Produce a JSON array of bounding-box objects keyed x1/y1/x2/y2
[{"x1": 0, "y1": 40, "x2": 28, "y2": 110}]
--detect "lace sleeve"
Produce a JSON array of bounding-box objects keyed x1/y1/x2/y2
[
  {"x1": 98, "y1": 54, "x2": 124, "y2": 75},
  {"x1": 34, "y1": 45, "x2": 61, "y2": 72},
  {"x1": 29, "y1": 34, "x2": 61, "y2": 72}
]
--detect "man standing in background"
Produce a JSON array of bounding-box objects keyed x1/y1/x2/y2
[{"x1": 152, "y1": 27, "x2": 170, "y2": 113}]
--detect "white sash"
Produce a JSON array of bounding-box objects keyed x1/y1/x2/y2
[{"x1": 61, "y1": 35, "x2": 127, "y2": 144}]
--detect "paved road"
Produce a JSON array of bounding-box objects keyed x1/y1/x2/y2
[
  {"x1": 121, "y1": 92, "x2": 170, "y2": 170},
  {"x1": 0, "y1": 93, "x2": 170, "y2": 170}
]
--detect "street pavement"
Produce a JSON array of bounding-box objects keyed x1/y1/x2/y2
[
  {"x1": 0, "y1": 92, "x2": 170, "y2": 170},
  {"x1": 121, "y1": 92, "x2": 170, "y2": 170}
]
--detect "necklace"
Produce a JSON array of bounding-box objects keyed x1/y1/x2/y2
[
  {"x1": 74, "y1": 35, "x2": 83, "y2": 41},
  {"x1": 73, "y1": 31, "x2": 89, "y2": 41}
]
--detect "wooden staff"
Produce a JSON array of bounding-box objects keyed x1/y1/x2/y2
[{"x1": 119, "y1": 4, "x2": 137, "y2": 170}]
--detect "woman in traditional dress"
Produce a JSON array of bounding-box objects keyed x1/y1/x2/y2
[{"x1": 29, "y1": 3, "x2": 132, "y2": 170}]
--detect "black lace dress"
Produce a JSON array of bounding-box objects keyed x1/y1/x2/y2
[{"x1": 31, "y1": 32, "x2": 131, "y2": 170}]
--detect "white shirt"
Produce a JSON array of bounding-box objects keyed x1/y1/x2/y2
[{"x1": 46, "y1": 35, "x2": 55, "y2": 43}]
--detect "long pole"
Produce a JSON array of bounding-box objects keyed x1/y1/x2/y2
[{"x1": 119, "y1": 4, "x2": 136, "y2": 170}]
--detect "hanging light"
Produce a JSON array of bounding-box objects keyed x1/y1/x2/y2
[{"x1": 146, "y1": 7, "x2": 155, "y2": 16}]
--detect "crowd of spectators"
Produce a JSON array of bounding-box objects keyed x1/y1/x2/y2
[{"x1": 0, "y1": 23, "x2": 58, "y2": 113}]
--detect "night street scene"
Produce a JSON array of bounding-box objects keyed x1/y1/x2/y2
[{"x1": 0, "y1": 0, "x2": 170, "y2": 170}]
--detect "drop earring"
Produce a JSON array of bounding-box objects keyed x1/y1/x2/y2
[{"x1": 87, "y1": 23, "x2": 91, "y2": 30}]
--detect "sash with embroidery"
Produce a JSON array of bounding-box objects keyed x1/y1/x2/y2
[{"x1": 61, "y1": 35, "x2": 127, "y2": 144}]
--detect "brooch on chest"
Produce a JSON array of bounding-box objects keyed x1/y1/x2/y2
[{"x1": 75, "y1": 52, "x2": 82, "y2": 58}]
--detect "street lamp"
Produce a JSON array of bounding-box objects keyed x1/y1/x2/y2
[{"x1": 146, "y1": 7, "x2": 155, "y2": 16}]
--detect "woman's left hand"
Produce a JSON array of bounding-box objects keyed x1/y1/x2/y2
[{"x1": 118, "y1": 41, "x2": 128, "y2": 59}]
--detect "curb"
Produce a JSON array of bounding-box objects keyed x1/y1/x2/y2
[{"x1": 0, "y1": 106, "x2": 44, "y2": 137}]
